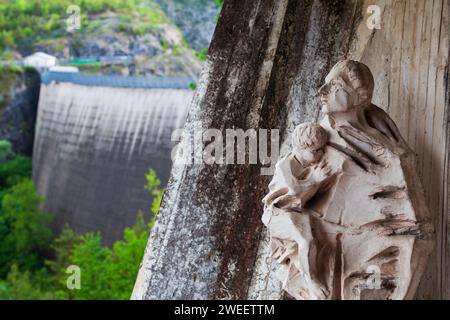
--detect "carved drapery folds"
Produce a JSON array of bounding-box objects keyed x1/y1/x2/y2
[{"x1": 262, "y1": 60, "x2": 434, "y2": 300}]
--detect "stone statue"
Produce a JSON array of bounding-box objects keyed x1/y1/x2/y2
[{"x1": 262, "y1": 60, "x2": 434, "y2": 300}]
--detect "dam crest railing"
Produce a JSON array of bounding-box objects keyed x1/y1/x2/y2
[{"x1": 41, "y1": 71, "x2": 196, "y2": 90}]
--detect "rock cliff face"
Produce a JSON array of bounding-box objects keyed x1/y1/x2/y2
[
  {"x1": 156, "y1": 0, "x2": 221, "y2": 50},
  {"x1": 0, "y1": 67, "x2": 40, "y2": 155},
  {"x1": 2, "y1": 1, "x2": 220, "y2": 77},
  {"x1": 33, "y1": 73, "x2": 193, "y2": 245},
  {"x1": 33, "y1": 11, "x2": 203, "y2": 77}
]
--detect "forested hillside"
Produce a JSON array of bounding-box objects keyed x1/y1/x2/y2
[{"x1": 0, "y1": 0, "x2": 220, "y2": 76}]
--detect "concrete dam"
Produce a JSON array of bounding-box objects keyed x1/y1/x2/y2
[{"x1": 33, "y1": 72, "x2": 193, "y2": 244}]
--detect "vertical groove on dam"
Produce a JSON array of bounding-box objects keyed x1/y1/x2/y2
[{"x1": 33, "y1": 78, "x2": 193, "y2": 245}]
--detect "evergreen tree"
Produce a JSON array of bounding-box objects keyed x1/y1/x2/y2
[{"x1": 0, "y1": 179, "x2": 53, "y2": 276}]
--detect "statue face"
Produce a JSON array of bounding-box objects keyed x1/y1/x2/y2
[
  {"x1": 294, "y1": 148, "x2": 324, "y2": 166},
  {"x1": 318, "y1": 68, "x2": 357, "y2": 114}
]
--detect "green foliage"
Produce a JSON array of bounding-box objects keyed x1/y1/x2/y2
[
  {"x1": 0, "y1": 149, "x2": 162, "y2": 299},
  {"x1": 0, "y1": 179, "x2": 53, "y2": 276},
  {"x1": 0, "y1": 140, "x2": 14, "y2": 163},
  {"x1": 45, "y1": 224, "x2": 81, "y2": 282},
  {"x1": 144, "y1": 168, "x2": 163, "y2": 228},
  {"x1": 0, "y1": 264, "x2": 53, "y2": 300},
  {"x1": 0, "y1": 156, "x2": 32, "y2": 194},
  {"x1": 0, "y1": 64, "x2": 23, "y2": 74},
  {"x1": 51, "y1": 212, "x2": 151, "y2": 300},
  {"x1": 194, "y1": 48, "x2": 208, "y2": 61},
  {"x1": 67, "y1": 232, "x2": 112, "y2": 299},
  {"x1": 43, "y1": 167, "x2": 162, "y2": 299},
  {"x1": 0, "y1": 153, "x2": 55, "y2": 298},
  {"x1": 0, "y1": 0, "x2": 173, "y2": 53},
  {"x1": 0, "y1": 65, "x2": 22, "y2": 110},
  {"x1": 0, "y1": 155, "x2": 33, "y2": 278},
  {"x1": 143, "y1": 1, "x2": 169, "y2": 26},
  {"x1": 105, "y1": 212, "x2": 150, "y2": 299},
  {"x1": 189, "y1": 82, "x2": 198, "y2": 90}
]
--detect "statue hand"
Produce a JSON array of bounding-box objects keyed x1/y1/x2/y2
[{"x1": 311, "y1": 159, "x2": 332, "y2": 182}]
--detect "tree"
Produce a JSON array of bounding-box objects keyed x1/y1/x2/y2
[
  {"x1": 107, "y1": 212, "x2": 150, "y2": 299},
  {"x1": 0, "y1": 156, "x2": 32, "y2": 192},
  {"x1": 67, "y1": 232, "x2": 112, "y2": 300},
  {"x1": 0, "y1": 179, "x2": 53, "y2": 276},
  {"x1": 45, "y1": 225, "x2": 82, "y2": 281},
  {"x1": 0, "y1": 264, "x2": 53, "y2": 300},
  {"x1": 0, "y1": 162, "x2": 163, "y2": 299},
  {"x1": 144, "y1": 168, "x2": 163, "y2": 228},
  {"x1": 51, "y1": 213, "x2": 153, "y2": 300},
  {"x1": 0, "y1": 140, "x2": 14, "y2": 163}
]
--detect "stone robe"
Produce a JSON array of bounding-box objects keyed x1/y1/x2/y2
[{"x1": 263, "y1": 104, "x2": 434, "y2": 300}]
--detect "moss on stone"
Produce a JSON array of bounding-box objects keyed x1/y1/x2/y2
[{"x1": 0, "y1": 65, "x2": 22, "y2": 110}]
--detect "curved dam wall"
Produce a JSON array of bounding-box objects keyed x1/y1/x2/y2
[{"x1": 33, "y1": 73, "x2": 193, "y2": 245}]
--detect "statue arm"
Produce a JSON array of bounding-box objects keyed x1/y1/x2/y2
[{"x1": 263, "y1": 156, "x2": 332, "y2": 211}]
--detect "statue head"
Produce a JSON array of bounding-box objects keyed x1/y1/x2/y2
[
  {"x1": 292, "y1": 122, "x2": 328, "y2": 165},
  {"x1": 318, "y1": 60, "x2": 374, "y2": 114}
]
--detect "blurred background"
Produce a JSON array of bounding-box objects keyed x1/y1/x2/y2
[{"x1": 0, "y1": 0, "x2": 221, "y2": 299}]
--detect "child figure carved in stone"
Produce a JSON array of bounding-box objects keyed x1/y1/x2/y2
[
  {"x1": 263, "y1": 122, "x2": 331, "y2": 215},
  {"x1": 262, "y1": 122, "x2": 333, "y2": 300}
]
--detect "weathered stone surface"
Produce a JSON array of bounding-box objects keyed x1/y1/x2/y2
[
  {"x1": 133, "y1": 0, "x2": 289, "y2": 299},
  {"x1": 156, "y1": 0, "x2": 221, "y2": 51},
  {"x1": 134, "y1": 0, "x2": 449, "y2": 299}
]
